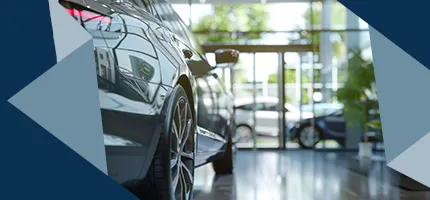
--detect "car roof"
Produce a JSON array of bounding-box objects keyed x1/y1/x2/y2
[
  {"x1": 234, "y1": 97, "x2": 301, "y2": 112},
  {"x1": 234, "y1": 97, "x2": 279, "y2": 105}
]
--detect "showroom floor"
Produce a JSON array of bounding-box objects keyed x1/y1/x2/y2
[{"x1": 193, "y1": 151, "x2": 430, "y2": 200}]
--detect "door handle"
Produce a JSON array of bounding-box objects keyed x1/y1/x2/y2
[{"x1": 182, "y1": 49, "x2": 193, "y2": 59}]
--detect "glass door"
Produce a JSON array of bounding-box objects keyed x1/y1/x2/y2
[{"x1": 229, "y1": 52, "x2": 280, "y2": 149}]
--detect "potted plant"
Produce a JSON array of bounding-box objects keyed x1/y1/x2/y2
[{"x1": 337, "y1": 49, "x2": 378, "y2": 158}]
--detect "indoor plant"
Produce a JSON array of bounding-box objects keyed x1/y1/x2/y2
[{"x1": 336, "y1": 49, "x2": 378, "y2": 157}]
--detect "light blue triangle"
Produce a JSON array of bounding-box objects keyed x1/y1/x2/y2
[
  {"x1": 370, "y1": 27, "x2": 430, "y2": 163},
  {"x1": 389, "y1": 131, "x2": 430, "y2": 187},
  {"x1": 8, "y1": 40, "x2": 107, "y2": 174},
  {"x1": 48, "y1": 0, "x2": 92, "y2": 62}
]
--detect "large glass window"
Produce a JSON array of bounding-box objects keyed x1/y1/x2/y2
[{"x1": 172, "y1": 0, "x2": 377, "y2": 150}]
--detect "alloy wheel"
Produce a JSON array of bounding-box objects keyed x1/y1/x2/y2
[
  {"x1": 236, "y1": 126, "x2": 252, "y2": 143},
  {"x1": 300, "y1": 126, "x2": 320, "y2": 148},
  {"x1": 171, "y1": 97, "x2": 194, "y2": 200}
]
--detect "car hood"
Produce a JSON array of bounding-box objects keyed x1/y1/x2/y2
[
  {"x1": 300, "y1": 111, "x2": 314, "y2": 119},
  {"x1": 296, "y1": 114, "x2": 327, "y2": 124}
]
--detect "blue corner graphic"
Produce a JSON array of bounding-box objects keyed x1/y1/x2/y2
[{"x1": 339, "y1": 0, "x2": 430, "y2": 71}]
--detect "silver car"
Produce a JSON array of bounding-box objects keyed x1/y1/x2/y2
[{"x1": 234, "y1": 97, "x2": 313, "y2": 142}]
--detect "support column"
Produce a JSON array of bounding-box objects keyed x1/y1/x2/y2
[
  {"x1": 296, "y1": 57, "x2": 302, "y2": 113},
  {"x1": 188, "y1": 0, "x2": 192, "y2": 27},
  {"x1": 320, "y1": 0, "x2": 333, "y2": 103},
  {"x1": 345, "y1": 8, "x2": 363, "y2": 150},
  {"x1": 346, "y1": 8, "x2": 360, "y2": 50},
  {"x1": 278, "y1": 52, "x2": 286, "y2": 149},
  {"x1": 252, "y1": 52, "x2": 257, "y2": 150}
]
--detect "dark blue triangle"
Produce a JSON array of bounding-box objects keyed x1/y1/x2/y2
[
  {"x1": 339, "y1": 0, "x2": 430, "y2": 71},
  {"x1": 0, "y1": 0, "x2": 56, "y2": 100},
  {"x1": 1, "y1": 102, "x2": 138, "y2": 199}
]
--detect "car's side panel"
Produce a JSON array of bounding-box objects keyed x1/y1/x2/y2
[
  {"x1": 59, "y1": 0, "x2": 198, "y2": 185},
  {"x1": 150, "y1": 0, "x2": 230, "y2": 157},
  {"x1": 323, "y1": 113, "x2": 347, "y2": 138},
  {"x1": 209, "y1": 75, "x2": 235, "y2": 141},
  {"x1": 194, "y1": 73, "x2": 234, "y2": 167},
  {"x1": 195, "y1": 77, "x2": 218, "y2": 151},
  {"x1": 62, "y1": 0, "x2": 232, "y2": 183}
]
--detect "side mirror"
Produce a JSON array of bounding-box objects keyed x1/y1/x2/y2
[{"x1": 215, "y1": 49, "x2": 239, "y2": 69}]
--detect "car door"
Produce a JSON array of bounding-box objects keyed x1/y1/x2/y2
[
  {"x1": 195, "y1": 77, "x2": 218, "y2": 135},
  {"x1": 323, "y1": 110, "x2": 346, "y2": 136},
  {"x1": 213, "y1": 74, "x2": 234, "y2": 140},
  {"x1": 256, "y1": 102, "x2": 279, "y2": 136},
  {"x1": 284, "y1": 104, "x2": 303, "y2": 128},
  {"x1": 206, "y1": 74, "x2": 231, "y2": 138}
]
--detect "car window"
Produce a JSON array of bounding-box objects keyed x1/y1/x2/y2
[
  {"x1": 115, "y1": 50, "x2": 160, "y2": 83},
  {"x1": 152, "y1": 2, "x2": 172, "y2": 25},
  {"x1": 265, "y1": 103, "x2": 278, "y2": 111},
  {"x1": 173, "y1": 11, "x2": 199, "y2": 51},
  {"x1": 182, "y1": 24, "x2": 204, "y2": 55},
  {"x1": 266, "y1": 103, "x2": 292, "y2": 112},
  {"x1": 151, "y1": 0, "x2": 192, "y2": 45},
  {"x1": 332, "y1": 109, "x2": 344, "y2": 116},
  {"x1": 238, "y1": 103, "x2": 265, "y2": 111},
  {"x1": 131, "y1": 0, "x2": 150, "y2": 11},
  {"x1": 167, "y1": 5, "x2": 190, "y2": 43}
]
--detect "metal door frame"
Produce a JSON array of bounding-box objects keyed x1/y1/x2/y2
[{"x1": 203, "y1": 44, "x2": 313, "y2": 150}]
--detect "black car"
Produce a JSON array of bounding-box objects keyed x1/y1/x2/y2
[
  {"x1": 59, "y1": 0, "x2": 238, "y2": 199},
  {"x1": 289, "y1": 109, "x2": 382, "y2": 148}
]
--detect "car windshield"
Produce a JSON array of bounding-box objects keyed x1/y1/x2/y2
[
  {"x1": 301, "y1": 103, "x2": 344, "y2": 116},
  {"x1": 285, "y1": 103, "x2": 300, "y2": 113},
  {"x1": 330, "y1": 109, "x2": 343, "y2": 116}
]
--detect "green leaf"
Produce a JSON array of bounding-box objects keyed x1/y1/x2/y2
[{"x1": 367, "y1": 120, "x2": 382, "y2": 130}]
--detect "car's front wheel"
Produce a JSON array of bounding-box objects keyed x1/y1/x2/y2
[
  {"x1": 297, "y1": 123, "x2": 322, "y2": 149},
  {"x1": 146, "y1": 85, "x2": 195, "y2": 200},
  {"x1": 235, "y1": 125, "x2": 253, "y2": 143}
]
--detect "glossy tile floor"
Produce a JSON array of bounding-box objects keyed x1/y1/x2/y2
[{"x1": 193, "y1": 151, "x2": 430, "y2": 200}]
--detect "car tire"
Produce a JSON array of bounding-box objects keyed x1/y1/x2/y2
[
  {"x1": 297, "y1": 123, "x2": 322, "y2": 149},
  {"x1": 212, "y1": 133, "x2": 234, "y2": 174},
  {"x1": 235, "y1": 125, "x2": 253, "y2": 143},
  {"x1": 145, "y1": 85, "x2": 195, "y2": 200}
]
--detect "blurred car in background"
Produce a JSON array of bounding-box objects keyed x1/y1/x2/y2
[
  {"x1": 301, "y1": 103, "x2": 344, "y2": 117},
  {"x1": 234, "y1": 97, "x2": 313, "y2": 142},
  {"x1": 288, "y1": 109, "x2": 382, "y2": 149}
]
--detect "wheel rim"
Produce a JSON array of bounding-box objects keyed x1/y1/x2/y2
[
  {"x1": 236, "y1": 126, "x2": 252, "y2": 142},
  {"x1": 300, "y1": 126, "x2": 320, "y2": 148},
  {"x1": 171, "y1": 97, "x2": 194, "y2": 200}
]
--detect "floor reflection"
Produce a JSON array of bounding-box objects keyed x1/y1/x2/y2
[{"x1": 193, "y1": 151, "x2": 430, "y2": 200}]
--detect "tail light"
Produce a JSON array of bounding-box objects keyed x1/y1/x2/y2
[
  {"x1": 59, "y1": 0, "x2": 112, "y2": 24},
  {"x1": 65, "y1": 8, "x2": 112, "y2": 23}
]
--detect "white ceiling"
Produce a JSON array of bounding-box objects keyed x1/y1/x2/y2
[{"x1": 168, "y1": 0, "x2": 311, "y2": 4}]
